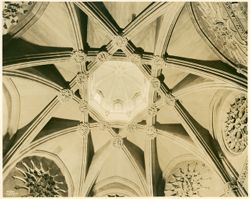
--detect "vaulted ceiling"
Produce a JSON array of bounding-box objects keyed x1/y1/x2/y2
[{"x1": 2, "y1": 1, "x2": 248, "y2": 197}]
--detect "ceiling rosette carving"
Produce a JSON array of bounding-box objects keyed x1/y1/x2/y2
[
  {"x1": 3, "y1": 156, "x2": 68, "y2": 197},
  {"x1": 191, "y1": 2, "x2": 247, "y2": 69},
  {"x1": 164, "y1": 160, "x2": 212, "y2": 197}
]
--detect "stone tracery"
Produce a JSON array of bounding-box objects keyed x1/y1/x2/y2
[
  {"x1": 10, "y1": 156, "x2": 68, "y2": 197},
  {"x1": 164, "y1": 160, "x2": 212, "y2": 197}
]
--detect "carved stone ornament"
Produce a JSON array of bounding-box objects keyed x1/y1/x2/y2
[
  {"x1": 112, "y1": 36, "x2": 128, "y2": 49},
  {"x1": 223, "y1": 95, "x2": 247, "y2": 154},
  {"x1": 113, "y1": 136, "x2": 123, "y2": 148},
  {"x1": 148, "y1": 104, "x2": 158, "y2": 116},
  {"x1": 76, "y1": 72, "x2": 88, "y2": 86},
  {"x1": 78, "y1": 122, "x2": 89, "y2": 137},
  {"x1": 96, "y1": 51, "x2": 110, "y2": 63},
  {"x1": 165, "y1": 93, "x2": 176, "y2": 106},
  {"x1": 164, "y1": 160, "x2": 212, "y2": 197},
  {"x1": 59, "y1": 89, "x2": 73, "y2": 102},
  {"x1": 146, "y1": 126, "x2": 157, "y2": 139},
  {"x1": 152, "y1": 56, "x2": 165, "y2": 71},
  {"x1": 3, "y1": 2, "x2": 34, "y2": 34},
  {"x1": 127, "y1": 124, "x2": 139, "y2": 132},
  {"x1": 151, "y1": 77, "x2": 161, "y2": 90},
  {"x1": 100, "y1": 121, "x2": 109, "y2": 130},
  {"x1": 10, "y1": 156, "x2": 68, "y2": 197},
  {"x1": 192, "y1": 2, "x2": 247, "y2": 66},
  {"x1": 79, "y1": 100, "x2": 88, "y2": 112},
  {"x1": 71, "y1": 50, "x2": 86, "y2": 63}
]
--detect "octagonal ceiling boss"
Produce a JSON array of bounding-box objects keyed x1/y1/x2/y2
[{"x1": 88, "y1": 61, "x2": 150, "y2": 126}]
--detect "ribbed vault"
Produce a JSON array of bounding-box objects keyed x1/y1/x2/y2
[{"x1": 2, "y1": 1, "x2": 248, "y2": 197}]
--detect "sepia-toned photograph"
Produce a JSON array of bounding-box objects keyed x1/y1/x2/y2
[{"x1": 2, "y1": 1, "x2": 248, "y2": 197}]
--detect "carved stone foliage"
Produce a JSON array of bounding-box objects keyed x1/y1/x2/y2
[
  {"x1": 164, "y1": 160, "x2": 212, "y2": 197},
  {"x1": 4, "y1": 156, "x2": 68, "y2": 197},
  {"x1": 191, "y1": 2, "x2": 247, "y2": 67},
  {"x1": 223, "y1": 95, "x2": 247, "y2": 154},
  {"x1": 3, "y1": 2, "x2": 34, "y2": 34}
]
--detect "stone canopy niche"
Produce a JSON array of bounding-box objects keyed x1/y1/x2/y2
[
  {"x1": 88, "y1": 61, "x2": 150, "y2": 126},
  {"x1": 3, "y1": 156, "x2": 68, "y2": 197}
]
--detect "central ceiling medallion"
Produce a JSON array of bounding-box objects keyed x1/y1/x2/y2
[{"x1": 88, "y1": 61, "x2": 150, "y2": 126}]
